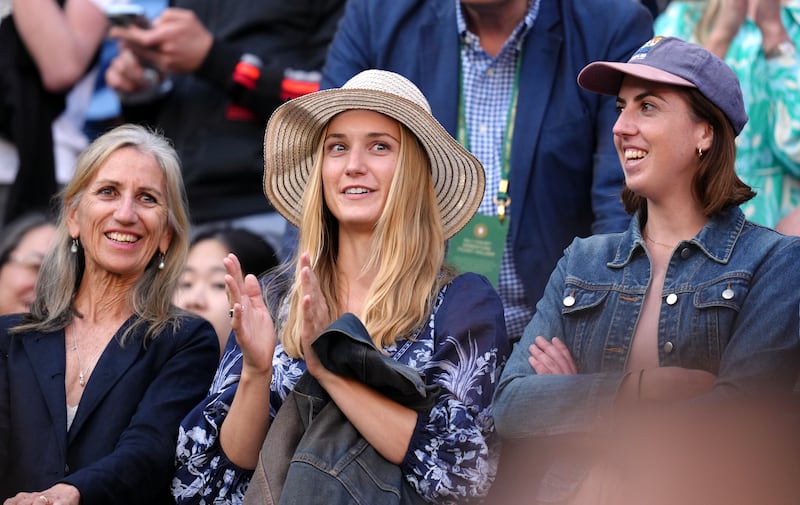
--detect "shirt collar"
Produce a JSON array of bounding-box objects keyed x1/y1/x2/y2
[
  {"x1": 456, "y1": 0, "x2": 541, "y2": 51},
  {"x1": 610, "y1": 206, "x2": 747, "y2": 267}
]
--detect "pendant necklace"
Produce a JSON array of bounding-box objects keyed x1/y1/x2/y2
[{"x1": 71, "y1": 328, "x2": 100, "y2": 387}]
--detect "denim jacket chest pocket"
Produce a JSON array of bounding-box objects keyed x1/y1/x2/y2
[
  {"x1": 558, "y1": 273, "x2": 750, "y2": 375},
  {"x1": 680, "y1": 273, "x2": 750, "y2": 372},
  {"x1": 558, "y1": 282, "x2": 619, "y2": 373}
]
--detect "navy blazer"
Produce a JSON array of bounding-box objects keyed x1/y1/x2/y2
[
  {"x1": 321, "y1": 0, "x2": 654, "y2": 316},
  {"x1": 0, "y1": 313, "x2": 218, "y2": 504}
]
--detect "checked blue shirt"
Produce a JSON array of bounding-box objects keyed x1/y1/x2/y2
[{"x1": 456, "y1": 0, "x2": 540, "y2": 340}]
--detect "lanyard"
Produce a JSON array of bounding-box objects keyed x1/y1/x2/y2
[{"x1": 457, "y1": 48, "x2": 523, "y2": 223}]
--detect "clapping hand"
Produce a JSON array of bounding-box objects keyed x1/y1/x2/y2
[
  {"x1": 224, "y1": 253, "x2": 276, "y2": 376},
  {"x1": 298, "y1": 252, "x2": 333, "y2": 380}
]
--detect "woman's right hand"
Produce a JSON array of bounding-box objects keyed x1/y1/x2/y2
[{"x1": 224, "y1": 253, "x2": 276, "y2": 376}]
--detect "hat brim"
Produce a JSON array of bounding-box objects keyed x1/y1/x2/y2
[
  {"x1": 263, "y1": 88, "x2": 485, "y2": 240},
  {"x1": 578, "y1": 61, "x2": 696, "y2": 96}
]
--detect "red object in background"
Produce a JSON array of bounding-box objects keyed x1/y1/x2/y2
[{"x1": 226, "y1": 54, "x2": 262, "y2": 121}]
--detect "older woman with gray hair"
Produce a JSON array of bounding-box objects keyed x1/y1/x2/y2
[{"x1": 0, "y1": 124, "x2": 219, "y2": 505}]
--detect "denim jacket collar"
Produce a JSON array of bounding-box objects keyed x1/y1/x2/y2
[{"x1": 609, "y1": 206, "x2": 747, "y2": 268}]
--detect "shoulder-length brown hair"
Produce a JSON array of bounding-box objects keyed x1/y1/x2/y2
[{"x1": 622, "y1": 86, "x2": 754, "y2": 216}]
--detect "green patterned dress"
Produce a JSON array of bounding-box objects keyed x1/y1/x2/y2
[{"x1": 656, "y1": 1, "x2": 800, "y2": 227}]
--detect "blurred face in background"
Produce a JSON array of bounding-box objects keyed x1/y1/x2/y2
[
  {"x1": 174, "y1": 238, "x2": 231, "y2": 357},
  {"x1": 0, "y1": 223, "x2": 56, "y2": 314}
]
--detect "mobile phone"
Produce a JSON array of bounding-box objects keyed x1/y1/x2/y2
[{"x1": 105, "y1": 4, "x2": 150, "y2": 29}]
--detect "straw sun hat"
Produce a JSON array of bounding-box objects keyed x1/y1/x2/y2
[{"x1": 263, "y1": 69, "x2": 485, "y2": 239}]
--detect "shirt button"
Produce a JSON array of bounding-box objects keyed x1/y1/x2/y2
[
  {"x1": 680, "y1": 247, "x2": 691, "y2": 259},
  {"x1": 722, "y1": 288, "x2": 735, "y2": 300},
  {"x1": 663, "y1": 341, "x2": 674, "y2": 354},
  {"x1": 487, "y1": 68, "x2": 494, "y2": 77},
  {"x1": 666, "y1": 293, "x2": 678, "y2": 305},
  {"x1": 65, "y1": 464, "x2": 70, "y2": 473},
  {"x1": 563, "y1": 295, "x2": 576, "y2": 307}
]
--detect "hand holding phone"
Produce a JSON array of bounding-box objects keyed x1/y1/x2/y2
[{"x1": 105, "y1": 4, "x2": 150, "y2": 29}]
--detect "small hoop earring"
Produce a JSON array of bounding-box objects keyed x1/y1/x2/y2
[
  {"x1": 70, "y1": 238, "x2": 79, "y2": 254},
  {"x1": 697, "y1": 147, "x2": 704, "y2": 158},
  {"x1": 158, "y1": 252, "x2": 166, "y2": 270}
]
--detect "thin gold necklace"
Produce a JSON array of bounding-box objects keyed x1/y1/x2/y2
[{"x1": 643, "y1": 232, "x2": 674, "y2": 249}]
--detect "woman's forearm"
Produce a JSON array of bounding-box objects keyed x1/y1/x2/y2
[
  {"x1": 219, "y1": 369, "x2": 273, "y2": 469},
  {"x1": 11, "y1": 0, "x2": 108, "y2": 91}
]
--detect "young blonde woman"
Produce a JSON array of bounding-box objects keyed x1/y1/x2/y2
[{"x1": 173, "y1": 70, "x2": 509, "y2": 505}]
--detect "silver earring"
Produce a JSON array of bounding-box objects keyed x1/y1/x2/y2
[
  {"x1": 158, "y1": 253, "x2": 166, "y2": 270},
  {"x1": 697, "y1": 147, "x2": 704, "y2": 158},
  {"x1": 70, "y1": 238, "x2": 79, "y2": 254}
]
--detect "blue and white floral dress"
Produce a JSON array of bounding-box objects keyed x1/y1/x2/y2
[{"x1": 171, "y1": 272, "x2": 509, "y2": 505}]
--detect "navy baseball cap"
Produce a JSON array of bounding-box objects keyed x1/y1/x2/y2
[{"x1": 578, "y1": 36, "x2": 748, "y2": 135}]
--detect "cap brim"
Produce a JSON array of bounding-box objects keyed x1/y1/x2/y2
[{"x1": 578, "y1": 61, "x2": 696, "y2": 96}]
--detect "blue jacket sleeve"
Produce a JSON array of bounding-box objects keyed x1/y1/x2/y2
[
  {"x1": 319, "y1": 0, "x2": 375, "y2": 89},
  {"x1": 492, "y1": 247, "x2": 622, "y2": 439}
]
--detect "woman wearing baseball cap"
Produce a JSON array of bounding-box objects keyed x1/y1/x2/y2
[
  {"x1": 172, "y1": 70, "x2": 509, "y2": 504},
  {"x1": 493, "y1": 36, "x2": 800, "y2": 504}
]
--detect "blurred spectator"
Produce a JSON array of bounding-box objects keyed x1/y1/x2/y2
[
  {"x1": 656, "y1": 0, "x2": 800, "y2": 232},
  {"x1": 83, "y1": 0, "x2": 167, "y2": 141},
  {"x1": 319, "y1": 0, "x2": 653, "y2": 341},
  {"x1": 0, "y1": 212, "x2": 55, "y2": 315},
  {"x1": 105, "y1": 0, "x2": 345, "y2": 254},
  {"x1": 174, "y1": 227, "x2": 278, "y2": 357},
  {"x1": 0, "y1": 0, "x2": 109, "y2": 225}
]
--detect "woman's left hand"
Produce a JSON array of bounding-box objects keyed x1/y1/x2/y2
[
  {"x1": 528, "y1": 336, "x2": 578, "y2": 375},
  {"x1": 298, "y1": 252, "x2": 332, "y2": 379},
  {"x1": 4, "y1": 483, "x2": 80, "y2": 505}
]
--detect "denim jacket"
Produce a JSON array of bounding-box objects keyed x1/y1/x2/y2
[{"x1": 494, "y1": 207, "x2": 800, "y2": 439}]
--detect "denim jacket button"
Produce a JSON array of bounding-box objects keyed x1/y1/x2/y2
[
  {"x1": 663, "y1": 341, "x2": 674, "y2": 354},
  {"x1": 563, "y1": 295, "x2": 576, "y2": 307},
  {"x1": 722, "y1": 288, "x2": 735, "y2": 300},
  {"x1": 666, "y1": 293, "x2": 678, "y2": 305},
  {"x1": 680, "y1": 247, "x2": 691, "y2": 259}
]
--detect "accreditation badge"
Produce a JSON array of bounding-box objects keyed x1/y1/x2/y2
[{"x1": 447, "y1": 214, "x2": 508, "y2": 289}]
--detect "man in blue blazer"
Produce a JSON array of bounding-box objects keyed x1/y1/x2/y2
[{"x1": 321, "y1": 0, "x2": 654, "y2": 340}]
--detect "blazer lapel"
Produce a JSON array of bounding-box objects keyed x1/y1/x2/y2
[
  {"x1": 509, "y1": 0, "x2": 562, "y2": 237},
  {"x1": 68, "y1": 317, "x2": 142, "y2": 440},
  {"x1": 418, "y1": 1, "x2": 460, "y2": 135},
  {"x1": 22, "y1": 330, "x2": 69, "y2": 457}
]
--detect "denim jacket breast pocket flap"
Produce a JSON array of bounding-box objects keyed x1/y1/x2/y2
[
  {"x1": 560, "y1": 284, "x2": 609, "y2": 315},
  {"x1": 693, "y1": 275, "x2": 749, "y2": 312}
]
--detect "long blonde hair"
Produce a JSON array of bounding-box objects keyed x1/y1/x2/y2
[
  {"x1": 13, "y1": 124, "x2": 191, "y2": 344},
  {"x1": 278, "y1": 122, "x2": 451, "y2": 357}
]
